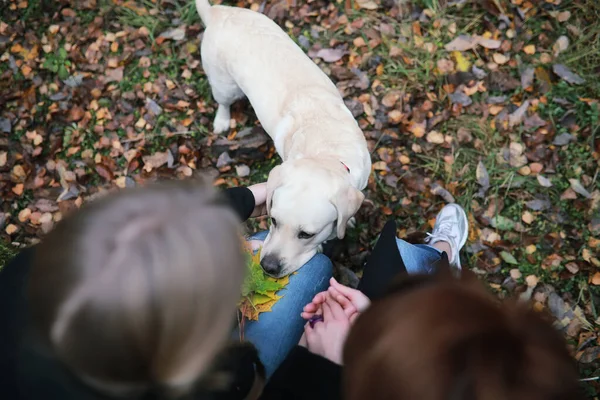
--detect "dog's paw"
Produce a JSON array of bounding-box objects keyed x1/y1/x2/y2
[
  {"x1": 213, "y1": 106, "x2": 231, "y2": 134},
  {"x1": 213, "y1": 117, "x2": 231, "y2": 134}
]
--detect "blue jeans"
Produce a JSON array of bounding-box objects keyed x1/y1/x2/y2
[{"x1": 242, "y1": 232, "x2": 440, "y2": 377}]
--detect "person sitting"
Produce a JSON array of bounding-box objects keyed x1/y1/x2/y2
[
  {"x1": 262, "y1": 204, "x2": 581, "y2": 400},
  {"x1": 0, "y1": 180, "x2": 331, "y2": 399}
]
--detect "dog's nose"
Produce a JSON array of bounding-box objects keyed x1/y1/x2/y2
[{"x1": 260, "y1": 255, "x2": 281, "y2": 276}]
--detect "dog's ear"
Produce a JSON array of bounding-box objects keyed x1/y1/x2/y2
[
  {"x1": 266, "y1": 165, "x2": 284, "y2": 215},
  {"x1": 331, "y1": 186, "x2": 365, "y2": 239}
]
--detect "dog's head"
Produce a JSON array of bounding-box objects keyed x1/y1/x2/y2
[{"x1": 259, "y1": 159, "x2": 364, "y2": 277}]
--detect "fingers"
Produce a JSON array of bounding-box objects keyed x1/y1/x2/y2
[
  {"x1": 335, "y1": 295, "x2": 357, "y2": 317},
  {"x1": 330, "y1": 277, "x2": 371, "y2": 312},
  {"x1": 322, "y1": 300, "x2": 332, "y2": 321},
  {"x1": 325, "y1": 296, "x2": 347, "y2": 321},
  {"x1": 312, "y1": 291, "x2": 328, "y2": 305},
  {"x1": 330, "y1": 277, "x2": 357, "y2": 298}
]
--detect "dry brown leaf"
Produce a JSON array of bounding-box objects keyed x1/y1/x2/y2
[
  {"x1": 18, "y1": 208, "x2": 32, "y2": 222},
  {"x1": 526, "y1": 275, "x2": 539, "y2": 287},
  {"x1": 522, "y1": 211, "x2": 535, "y2": 224},
  {"x1": 523, "y1": 45, "x2": 536, "y2": 55},
  {"x1": 142, "y1": 151, "x2": 170, "y2": 172},
  {"x1": 426, "y1": 130, "x2": 445, "y2": 144},
  {"x1": 5, "y1": 224, "x2": 18, "y2": 235},
  {"x1": 553, "y1": 36, "x2": 569, "y2": 57},
  {"x1": 356, "y1": 0, "x2": 378, "y2": 10},
  {"x1": 408, "y1": 120, "x2": 426, "y2": 138},
  {"x1": 381, "y1": 90, "x2": 402, "y2": 107},
  {"x1": 492, "y1": 53, "x2": 509, "y2": 65}
]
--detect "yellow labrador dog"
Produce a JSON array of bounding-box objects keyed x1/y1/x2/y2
[{"x1": 196, "y1": 0, "x2": 371, "y2": 277}]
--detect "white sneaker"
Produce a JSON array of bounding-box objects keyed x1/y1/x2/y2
[{"x1": 425, "y1": 204, "x2": 469, "y2": 269}]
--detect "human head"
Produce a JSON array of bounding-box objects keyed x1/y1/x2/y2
[
  {"x1": 344, "y1": 272, "x2": 581, "y2": 400},
  {"x1": 28, "y1": 180, "x2": 246, "y2": 397}
]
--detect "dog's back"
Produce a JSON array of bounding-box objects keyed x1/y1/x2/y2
[{"x1": 198, "y1": 1, "x2": 349, "y2": 135}]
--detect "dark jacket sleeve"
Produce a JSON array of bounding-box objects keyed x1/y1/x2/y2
[
  {"x1": 222, "y1": 187, "x2": 256, "y2": 222},
  {"x1": 260, "y1": 346, "x2": 341, "y2": 400}
]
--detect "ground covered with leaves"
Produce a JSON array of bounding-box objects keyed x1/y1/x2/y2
[{"x1": 1, "y1": 0, "x2": 600, "y2": 394}]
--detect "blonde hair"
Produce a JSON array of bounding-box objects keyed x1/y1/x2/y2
[{"x1": 28, "y1": 180, "x2": 246, "y2": 397}]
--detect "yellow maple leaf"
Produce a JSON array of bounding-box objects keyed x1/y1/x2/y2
[{"x1": 452, "y1": 51, "x2": 471, "y2": 72}]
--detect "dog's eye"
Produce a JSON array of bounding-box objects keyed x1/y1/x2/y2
[
  {"x1": 298, "y1": 231, "x2": 315, "y2": 239},
  {"x1": 271, "y1": 218, "x2": 277, "y2": 227}
]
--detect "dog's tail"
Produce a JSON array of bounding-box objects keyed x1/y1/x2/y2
[{"x1": 195, "y1": 0, "x2": 212, "y2": 25}]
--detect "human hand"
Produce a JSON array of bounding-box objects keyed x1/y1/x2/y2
[
  {"x1": 248, "y1": 182, "x2": 267, "y2": 217},
  {"x1": 301, "y1": 278, "x2": 370, "y2": 323},
  {"x1": 303, "y1": 297, "x2": 351, "y2": 365}
]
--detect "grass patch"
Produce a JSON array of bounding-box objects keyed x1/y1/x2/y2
[{"x1": 0, "y1": 241, "x2": 17, "y2": 270}]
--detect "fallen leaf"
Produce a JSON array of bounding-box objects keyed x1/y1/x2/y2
[
  {"x1": 158, "y1": 27, "x2": 186, "y2": 41},
  {"x1": 18, "y1": 208, "x2": 31, "y2": 222},
  {"x1": 408, "y1": 120, "x2": 426, "y2": 138},
  {"x1": 561, "y1": 188, "x2": 578, "y2": 200},
  {"x1": 523, "y1": 44, "x2": 536, "y2": 55},
  {"x1": 553, "y1": 64, "x2": 585, "y2": 85},
  {"x1": 356, "y1": 0, "x2": 378, "y2": 10},
  {"x1": 583, "y1": 248, "x2": 592, "y2": 263},
  {"x1": 314, "y1": 48, "x2": 345, "y2": 63},
  {"x1": 537, "y1": 175, "x2": 553, "y2": 187},
  {"x1": 444, "y1": 35, "x2": 479, "y2": 51},
  {"x1": 591, "y1": 272, "x2": 600, "y2": 286},
  {"x1": 553, "y1": 36, "x2": 569, "y2": 57},
  {"x1": 437, "y1": 58, "x2": 455, "y2": 74},
  {"x1": 569, "y1": 179, "x2": 592, "y2": 199},
  {"x1": 493, "y1": 53, "x2": 509, "y2": 65},
  {"x1": 426, "y1": 131, "x2": 445, "y2": 144},
  {"x1": 476, "y1": 161, "x2": 490, "y2": 196},
  {"x1": 508, "y1": 100, "x2": 530, "y2": 128},
  {"x1": 381, "y1": 90, "x2": 402, "y2": 107},
  {"x1": 522, "y1": 211, "x2": 535, "y2": 224},
  {"x1": 557, "y1": 11, "x2": 571, "y2": 22},
  {"x1": 105, "y1": 67, "x2": 124, "y2": 83},
  {"x1": 565, "y1": 262, "x2": 579, "y2": 274},
  {"x1": 452, "y1": 51, "x2": 470, "y2": 72},
  {"x1": 520, "y1": 66, "x2": 535, "y2": 89},
  {"x1": 510, "y1": 269, "x2": 522, "y2": 280},
  {"x1": 430, "y1": 183, "x2": 455, "y2": 203},
  {"x1": 0, "y1": 151, "x2": 7, "y2": 167},
  {"x1": 476, "y1": 36, "x2": 501, "y2": 49},
  {"x1": 449, "y1": 92, "x2": 472, "y2": 106},
  {"x1": 553, "y1": 133, "x2": 574, "y2": 146},
  {"x1": 5, "y1": 224, "x2": 18, "y2": 235},
  {"x1": 500, "y1": 251, "x2": 519, "y2": 265},
  {"x1": 526, "y1": 244, "x2": 537, "y2": 254},
  {"x1": 142, "y1": 151, "x2": 170, "y2": 172},
  {"x1": 526, "y1": 275, "x2": 539, "y2": 288}
]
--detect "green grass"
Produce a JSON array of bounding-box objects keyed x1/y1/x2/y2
[{"x1": 0, "y1": 241, "x2": 17, "y2": 270}]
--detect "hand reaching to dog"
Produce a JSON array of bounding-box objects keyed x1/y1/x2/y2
[
  {"x1": 248, "y1": 182, "x2": 267, "y2": 217},
  {"x1": 301, "y1": 277, "x2": 370, "y2": 323},
  {"x1": 299, "y1": 296, "x2": 351, "y2": 365}
]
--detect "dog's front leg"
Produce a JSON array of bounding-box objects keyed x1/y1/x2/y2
[{"x1": 213, "y1": 104, "x2": 231, "y2": 134}]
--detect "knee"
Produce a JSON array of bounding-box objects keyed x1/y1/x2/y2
[{"x1": 304, "y1": 254, "x2": 333, "y2": 274}]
